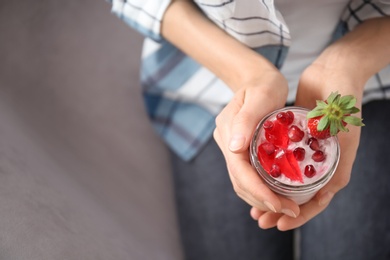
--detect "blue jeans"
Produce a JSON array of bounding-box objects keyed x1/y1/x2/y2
[{"x1": 170, "y1": 100, "x2": 390, "y2": 260}]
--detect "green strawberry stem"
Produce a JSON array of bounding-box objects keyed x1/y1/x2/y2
[{"x1": 307, "y1": 92, "x2": 364, "y2": 136}]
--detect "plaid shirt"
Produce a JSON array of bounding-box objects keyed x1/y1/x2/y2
[{"x1": 109, "y1": 0, "x2": 390, "y2": 161}]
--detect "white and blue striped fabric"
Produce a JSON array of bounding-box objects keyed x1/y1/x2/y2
[{"x1": 108, "y1": 0, "x2": 390, "y2": 161}]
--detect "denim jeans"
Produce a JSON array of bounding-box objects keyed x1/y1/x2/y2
[{"x1": 170, "y1": 100, "x2": 390, "y2": 260}]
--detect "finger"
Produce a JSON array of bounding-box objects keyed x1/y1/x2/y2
[
  {"x1": 258, "y1": 212, "x2": 283, "y2": 229},
  {"x1": 245, "y1": 185, "x2": 300, "y2": 219},
  {"x1": 279, "y1": 197, "x2": 300, "y2": 218},
  {"x1": 228, "y1": 90, "x2": 278, "y2": 153},
  {"x1": 215, "y1": 125, "x2": 281, "y2": 211},
  {"x1": 214, "y1": 100, "x2": 239, "y2": 153},
  {"x1": 215, "y1": 106, "x2": 281, "y2": 211},
  {"x1": 250, "y1": 207, "x2": 264, "y2": 220},
  {"x1": 225, "y1": 149, "x2": 282, "y2": 211},
  {"x1": 275, "y1": 163, "x2": 347, "y2": 231},
  {"x1": 314, "y1": 130, "x2": 359, "y2": 203},
  {"x1": 276, "y1": 198, "x2": 328, "y2": 231},
  {"x1": 250, "y1": 207, "x2": 282, "y2": 221},
  {"x1": 216, "y1": 126, "x2": 300, "y2": 216}
]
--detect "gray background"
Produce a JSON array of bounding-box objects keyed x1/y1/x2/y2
[{"x1": 0, "y1": 1, "x2": 183, "y2": 259}]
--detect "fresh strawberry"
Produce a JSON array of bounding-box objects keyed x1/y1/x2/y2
[{"x1": 307, "y1": 92, "x2": 364, "y2": 139}]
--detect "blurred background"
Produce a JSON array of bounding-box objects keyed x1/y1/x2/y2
[{"x1": 0, "y1": 0, "x2": 183, "y2": 259}]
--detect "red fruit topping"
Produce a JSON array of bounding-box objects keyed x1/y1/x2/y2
[
  {"x1": 288, "y1": 125, "x2": 305, "y2": 142},
  {"x1": 308, "y1": 117, "x2": 332, "y2": 139},
  {"x1": 274, "y1": 150, "x2": 303, "y2": 182},
  {"x1": 265, "y1": 120, "x2": 289, "y2": 148},
  {"x1": 263, "y1": 120, "x2": 274, "y2": 130},
  {"x1": 258, "y1": 144, "x2": 277, "y2": 172},
  {"x1": 260, "y1": 142, "x2": 276, "y2": 155},
  {"x1": 276, "y1": 112, "x2": 290, "y2": 125},
  {"x1": 304, "y1": 165, "x2": 316, "y2": 178},
  {"x1": 286, "y1": 151, "x2": 304, "y2": 182},
  {"x1": 286, "y1": 111, "x2": 295, "y2": 125},
  {"x1": 269, "y1": 164, "x2": 281, "y2": 178},
  {"x1": 312, "y1": 150, "x2": 326, "y2": 162},
  {"x1": 307, "y1": 92, "x2": 364, "y2": 139},
  {"x1": 307, "y1": 137, "x2": 320, "y2": 151},
  {"x1": 293, "y1": 147, "x2": 305, "y2": 161}
]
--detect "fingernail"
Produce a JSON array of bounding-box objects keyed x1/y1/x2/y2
[
  {"x1": 319, "y1": 192, "x2": 334, "y2": 206},
  {"x1": 263, "y1": 201, "x2": 276, "y2": 213},
  {"x1": 229, "y1": 134, "x2": 245, "y2": 151},
  {"x1": 281, "y1": 209, "x2": 297, "y2": 218}
]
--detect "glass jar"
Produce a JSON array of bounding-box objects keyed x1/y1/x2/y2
[{"x1": 249, "y1": 107, "x2": 340, "y2": 205}]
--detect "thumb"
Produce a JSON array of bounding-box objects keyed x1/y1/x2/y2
[
  {"x1": 228, "y1": 85, "x2": 287, "y2": 153},
  {"x1": 228, "y1": 100, "x2": 268, "y2": 153}
]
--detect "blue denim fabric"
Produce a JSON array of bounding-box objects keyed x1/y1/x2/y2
[{"x1": 170, "y1": 100, "x2": 390, "y2": 260}]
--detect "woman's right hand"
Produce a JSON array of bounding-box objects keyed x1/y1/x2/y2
[
  {"x1": 162, "y1": 0, "x2": 301, "y2": 222},
  {"x1": 213, "y1": 70, "x2": 301, "y2": 220}
]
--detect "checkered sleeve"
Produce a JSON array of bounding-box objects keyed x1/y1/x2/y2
[
  {"x1": 342, "y1": 0, "x2": 390, "y2": 31},
  {"x1": 334, "y1": 0, "x2": 390, "y2": 103},
  {"x1": 108, "y1": 0, "x2": 172, "y2": 42}
]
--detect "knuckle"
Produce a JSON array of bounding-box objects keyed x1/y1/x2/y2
[
  {"x1": 246, "y1": 184, "x2": 263, "y2": 202},
  {"x1": 212, "y1": 128, "x2": 219, "y2": 141},
  {"x1": 215, "y1": 113, "x2": 223, "y2": 128},
  {"x1": 232, "y1": 182, "x2": 243, "y2": 197},
  {"x1": 335, "y1": 174, "x2": 351, "y2": 190},
  {"x1": 229, "y1": 168, "x2": 245, "y2": 193},
  {"x1": 234, "y1": 110, "x2": 253, "y2": 126}
]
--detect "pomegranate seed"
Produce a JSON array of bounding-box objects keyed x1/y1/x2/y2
[
  {"x1": 304, "y1": 165, "x2": 316, "y2": 178},
  {"x1": 286, "y1": 111, "x2": 294, "y2": 125},
  {"x1": 307, "y1": 137, "x2": 320, "y2": 151},
  {"x1": 276, "y1": 112, "x2": 289, "y2": 125},
  {"x1": 263, "y1": 120, "x2": 274, "y2": 130},
  {"x1": 269, "y1": 164, "x2": 281, "y2": 178},
  {"x1": 293, "y1": 147, "x2": 305, "y2": 161},
  {"x1": 288, "y1": 125, "x2": 305, "y2": 142},
  {"x1": 260, "y1": 142, "x2": 276, "y2": 155},
  {"x1": 312, "y1": 150, "x2": 326, "y2": 162}
]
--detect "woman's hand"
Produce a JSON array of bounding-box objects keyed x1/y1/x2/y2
[
  {"x1": 213, "y1": 70, "x2": 301, "y2": 218},
  {"x1": 250, "y1": 17, "x2": 390, "y2": 231},
  {"x1": 249, "y1": 63, "x2": 364, "y2": 230}
]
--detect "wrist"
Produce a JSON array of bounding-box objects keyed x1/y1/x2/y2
[
  {"x1": 314, "y1": 17, "x2": 390, "y2": 87},
  {"x1": 238, "y1": 69, "x2": 289, "y2": 107},
  {"x1": 298, "y1": 63, "x2": 363, "y2": 109},
  {"x1": 162, "y1": 0, "x2": 283, "y2": 93},
  {"x1": 229, "y1": 55, "x2": 282, "y2": 92}
]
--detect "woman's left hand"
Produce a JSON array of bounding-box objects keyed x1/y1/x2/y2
[{"x1": 250, "y1": 62, "x2": 364, "y2": 230}]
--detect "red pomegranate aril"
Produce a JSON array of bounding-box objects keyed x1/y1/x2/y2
[
  {"x1": 307, "y1": 137, "x2": 320, "y2": 151},
  {"x1": 260, "y1": 142, "x2": 276, "y2": 155},
  {"x1": 286, "y1": 111, "x2": 294, "y2": 125},
  {"x1": 276, "y1": 112, "x2": 290, "y2": 125},
  {"x1": 304, "y1": 165, "x2": 316, "y2": 178},
  {"x1": 269, "y1": 164, "x2": 281, "y2": 178},
  {"x1": 312, "y1": 150, "x2": 326, "y2": 162},
  {"x1": 288, "y1": 125, "x2": 305, "y2": 142},
  {"x1": 263, "y1": 120, "x2": 274, "y2": 130},
  {"x1": 293, "y1": 147, "x2": 305, "y2": 161}
]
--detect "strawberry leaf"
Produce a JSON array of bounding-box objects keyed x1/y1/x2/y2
[
  {"x1": 317, "y1": 115, "x2": 329, "y2": 131},
  {"x1": 327, "y1": 92, "x2": 339, "y2": 105},
  {"x1": 340, "y1": 95, "x2": 357, "y2": 109},
  {"x1": 338, "y1": 120, "x2": 349, "y2": 133},
  {"x1": 308, "y1": 92, "x2": 364, "y2": 138},
  {"x1": 316, "y1": 100, "x2": 328, "y2": 109},
  {"x1": 330, "y1": 120, "x2": 338, "y2": 136},
  {"x1": 307, "y1": 109, "x2": 324, "y2": 118},
  {"x1": 346, "y1": 107, "x2": 360, "y2": 114},
  {"x1": 343, "y1": 116, "x2": 365, "y2": 126}
]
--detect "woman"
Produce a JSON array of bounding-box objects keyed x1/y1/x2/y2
[{"x1": 109, "y1": 0, "x2": 390, "y2": 259}]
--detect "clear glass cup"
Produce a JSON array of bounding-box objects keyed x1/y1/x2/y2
[{"x1": 249, "y1": 107, "x2": 340, "y2": 205}]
